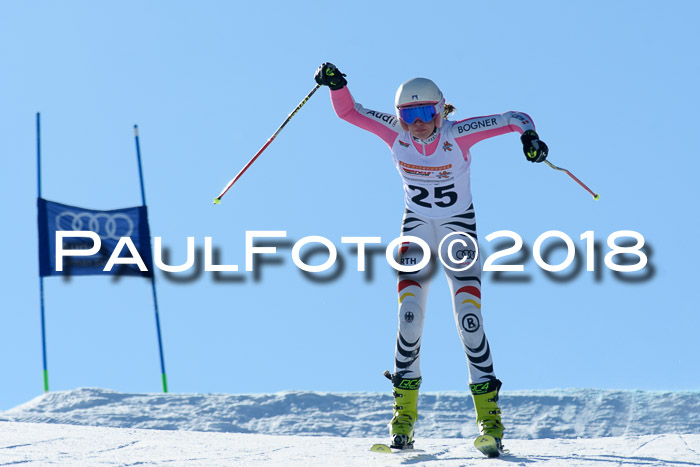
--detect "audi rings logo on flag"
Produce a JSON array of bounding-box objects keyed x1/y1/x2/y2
[
  {"x1": 38, "y1": 198, "x2": 154, "y2": 278},
  {"x1": 55, "y1": 211, "x2": 135, "y2": 240}
]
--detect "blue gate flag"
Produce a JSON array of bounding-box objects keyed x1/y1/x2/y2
[{"x1": 38, "y1": 198, "x2": 154, "y2": 277}]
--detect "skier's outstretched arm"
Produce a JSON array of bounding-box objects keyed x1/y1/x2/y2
[
  {"x1": 451, "y1": 112, "x2": 548, "y2": 162},
  {"x1": 315, "y1": 62, "x2": 399, "y2": 148}
]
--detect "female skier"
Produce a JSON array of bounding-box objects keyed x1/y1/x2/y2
[{"x1": 314, "y1": 62, "x2": 548, "y2": 457}]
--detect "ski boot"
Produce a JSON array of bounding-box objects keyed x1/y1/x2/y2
[
  {"x1": 384, "y1": 370, "x2": 421, "y2": 450},
  {"x1": 470, "y1": 378, "x2": 505, "y2": 457}
]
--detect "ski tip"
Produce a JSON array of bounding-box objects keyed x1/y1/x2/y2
[
  {"x1": 213, "y1": 197, "x2": 221, "y2": 205},
  {"x1": 594, "y1": 193, "x2": 600, "y2": 200},
  {"x1": 474, "y1": 435, "x2": 503, "y2": 458},
  {"x1": 370, "y1": 443, "x2": 392, "y2": 453}
]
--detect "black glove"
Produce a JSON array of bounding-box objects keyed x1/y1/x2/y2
[
  {"x1": 521, "y1": 130, "x2": 548, "y2": 163},
  {"x1": 314, "y1": 62, "x2": 347, "y2": 90}
]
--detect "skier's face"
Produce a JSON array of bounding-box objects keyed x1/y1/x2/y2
[{"x1": 406, "y1": 116, "x2": 436, "y2": 140}]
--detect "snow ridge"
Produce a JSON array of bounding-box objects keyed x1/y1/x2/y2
[{"x1": 3, "y1": 387, "x2": 699, "y2": 440}]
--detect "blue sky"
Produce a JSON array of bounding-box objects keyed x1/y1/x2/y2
[{"x1": 1, "y1": 1, "x2": 699, "y2": 410}]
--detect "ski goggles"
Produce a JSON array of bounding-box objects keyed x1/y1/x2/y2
[{"x1": 398, "y1": 104, "x2": 437, "y2": 124}]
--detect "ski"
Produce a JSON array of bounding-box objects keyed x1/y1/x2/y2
[
  {"x1": 373, "y1": 439, "x2": 507, "y2": 458},
  {"x1": 474, "y1": 435, "x2": 504, "y2": 458},
  {"x1": 370, "y1": 443, "x2": 392, "y2": 453},
  {"x1": 370, "y1": 443, "x2": 414, "y2": 453}
]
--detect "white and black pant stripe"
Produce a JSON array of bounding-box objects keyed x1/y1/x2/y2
[{"x1": 394, "y1": 205, "x2": 496, "y2": 383}]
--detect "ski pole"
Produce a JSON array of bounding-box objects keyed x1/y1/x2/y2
[
  {"x1": 214, "y1": 84, "x2": 322, "y2": 204},
  {"x1": 544, "y1": 160, "x2": 600, "y2": 200}
]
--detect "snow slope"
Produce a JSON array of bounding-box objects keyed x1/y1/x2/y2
[
  {"x1": 1, "y1": 422, "x2": 699, "y2": 466},
  {"x1": 1, "y1": 388, "x2": 699, "y2": 465}
]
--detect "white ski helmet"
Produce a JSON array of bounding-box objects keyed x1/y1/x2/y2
[{"x1": 395, "y1": 77, "x2": 446, "y2": 130}]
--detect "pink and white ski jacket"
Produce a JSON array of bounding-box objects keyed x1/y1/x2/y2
[{"x1": 330, "y1": 86, "x2": 537, "y2": 218}]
